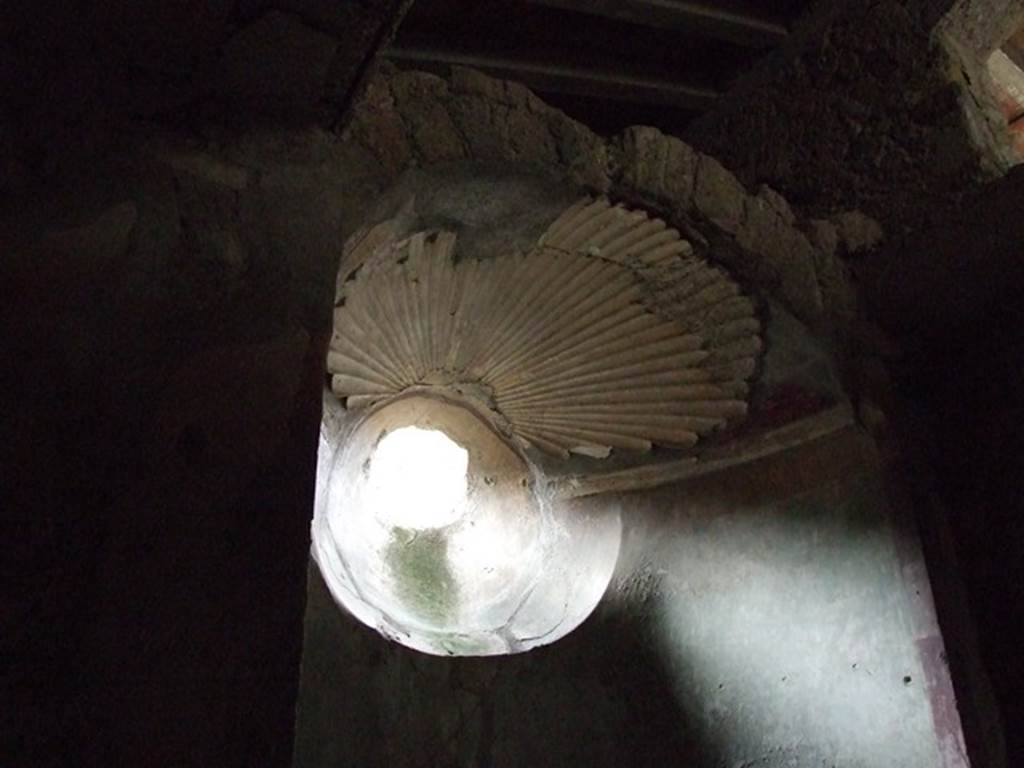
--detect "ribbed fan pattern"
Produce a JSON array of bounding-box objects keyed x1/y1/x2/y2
[{"x1": 328, "y1": 198, "x2": 762, "y2": 458}]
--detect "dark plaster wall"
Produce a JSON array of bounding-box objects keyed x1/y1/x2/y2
[
  {"x1": 865, "y1": 165, "x2": 1024, "y2": 766},
  {"x1": 0, "y1": 132, "x2": 365, "y2": 767},
  {"x1": 1, "y1": 3, "x2": 411, "y2": 765},
  {"x1": 294, "y1": 426, "x2": 962, "y2": 768}
]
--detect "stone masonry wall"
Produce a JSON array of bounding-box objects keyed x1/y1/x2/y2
[
  {"x1": 342, "y1": 64, "x2": 886, "y2": 345},
  {"x1": 687, "y1": 0, "x2": 1021, "y2": 236}
]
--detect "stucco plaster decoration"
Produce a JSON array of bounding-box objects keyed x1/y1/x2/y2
[{"x1": 327, "y1": 197, "x2": 762, "y2": 459}]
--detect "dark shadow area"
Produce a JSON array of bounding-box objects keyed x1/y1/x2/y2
[
  {"x1": 0, "y1": 131, "x2": 338, "y2": 768},
  {"x1": 895, "y1": 328, "x2": 1024, "y2": 764},
  {"x1": 894, "y1": 332, "x2": 1024, "y2": 767},
  {"x1": 868, "y1": 165, "x2": 1024, "y2": 767},
  {"x1": 294, "y1": 563, "x2": 693, "y2": 768}
]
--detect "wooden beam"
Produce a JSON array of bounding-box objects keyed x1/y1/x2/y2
[
  {"x1": 528, "y1": 0, "x2": 787, "y2": 47},
  {"x1": 384, "y1": 47, "x2": 720, "y2": 111}
]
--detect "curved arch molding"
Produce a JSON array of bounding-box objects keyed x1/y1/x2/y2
[{"x1": 328, "y1": 197, "x2": 763, "y2": 459}]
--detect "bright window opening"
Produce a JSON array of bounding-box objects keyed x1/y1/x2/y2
[{"x1": 366, "y1": 427, "x2": 468, "y2": 530}]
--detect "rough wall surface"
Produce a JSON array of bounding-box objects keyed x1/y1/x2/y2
[
  {"x1": 687, "y1": 0, "x2": 1018, "y2": 235},
  {"x1": 341, "y1": 64, "x2": 884, "y2": 340},
  {"x1": 680, "y1": 2, "x2": 1022, "y2": 763},
  {"x1": 294, "y1": 427, "x2": 960, "y2": 768},
  {"x1": 938, "y1": 0, "x2": 1024, "y2": 58}
]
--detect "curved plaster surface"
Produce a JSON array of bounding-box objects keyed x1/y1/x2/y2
[{"x1": 312, "y1": 394, "x2": 622, "y2": 655}]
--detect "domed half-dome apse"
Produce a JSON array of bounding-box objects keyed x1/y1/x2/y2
[{"x1": 313, "y1": 170, "x2": 761, "y2": 656}]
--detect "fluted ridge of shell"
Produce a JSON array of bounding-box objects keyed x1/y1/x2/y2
[{"x1": 328, "y1": 198, "x2": 762, "y2": 458}]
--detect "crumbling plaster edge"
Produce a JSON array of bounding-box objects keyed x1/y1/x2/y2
[
  {"x1": 933, "y1": 0, "x2": 1024, "y2": 178},
  {"x1": 342, "y1": 63, "x2": 886, "y2": 342}
]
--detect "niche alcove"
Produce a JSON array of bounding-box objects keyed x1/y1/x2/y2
[
  {"x1": 313, "y1": 171, "x2": 763, "y2": 655},
  {"x1": 315, "y1": 391, "x2": 622, "y2": 656},
  {"x1": 296, "y1": 63, "x2": 969, "y2": 768}
]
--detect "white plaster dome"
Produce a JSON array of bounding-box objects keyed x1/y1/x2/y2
[{"x1": 312, "y1": 394, "x2": 622, "y2": 656}]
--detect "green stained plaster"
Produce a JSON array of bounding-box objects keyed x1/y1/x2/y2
[{"x1": 384, "y1": 526, "x2": 459, "y2": 625}]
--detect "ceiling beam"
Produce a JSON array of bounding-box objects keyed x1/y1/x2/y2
[
  {"x1": 527, "y1": 0, "x2": 787, "y2": 47},
  {"x1": 384, "y1": 47, "x2": 721, "y2": 111}
]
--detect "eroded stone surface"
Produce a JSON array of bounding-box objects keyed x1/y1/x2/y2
[
  {"x1": 688, "y1": 0, "x2": 1022, "y2": 235},
  {"x1": 4, "y1": 9, "x2": 991, "y2": 765},
  {"x1": 343, "y1": 65, "x2": 879, "y2": 335}
]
